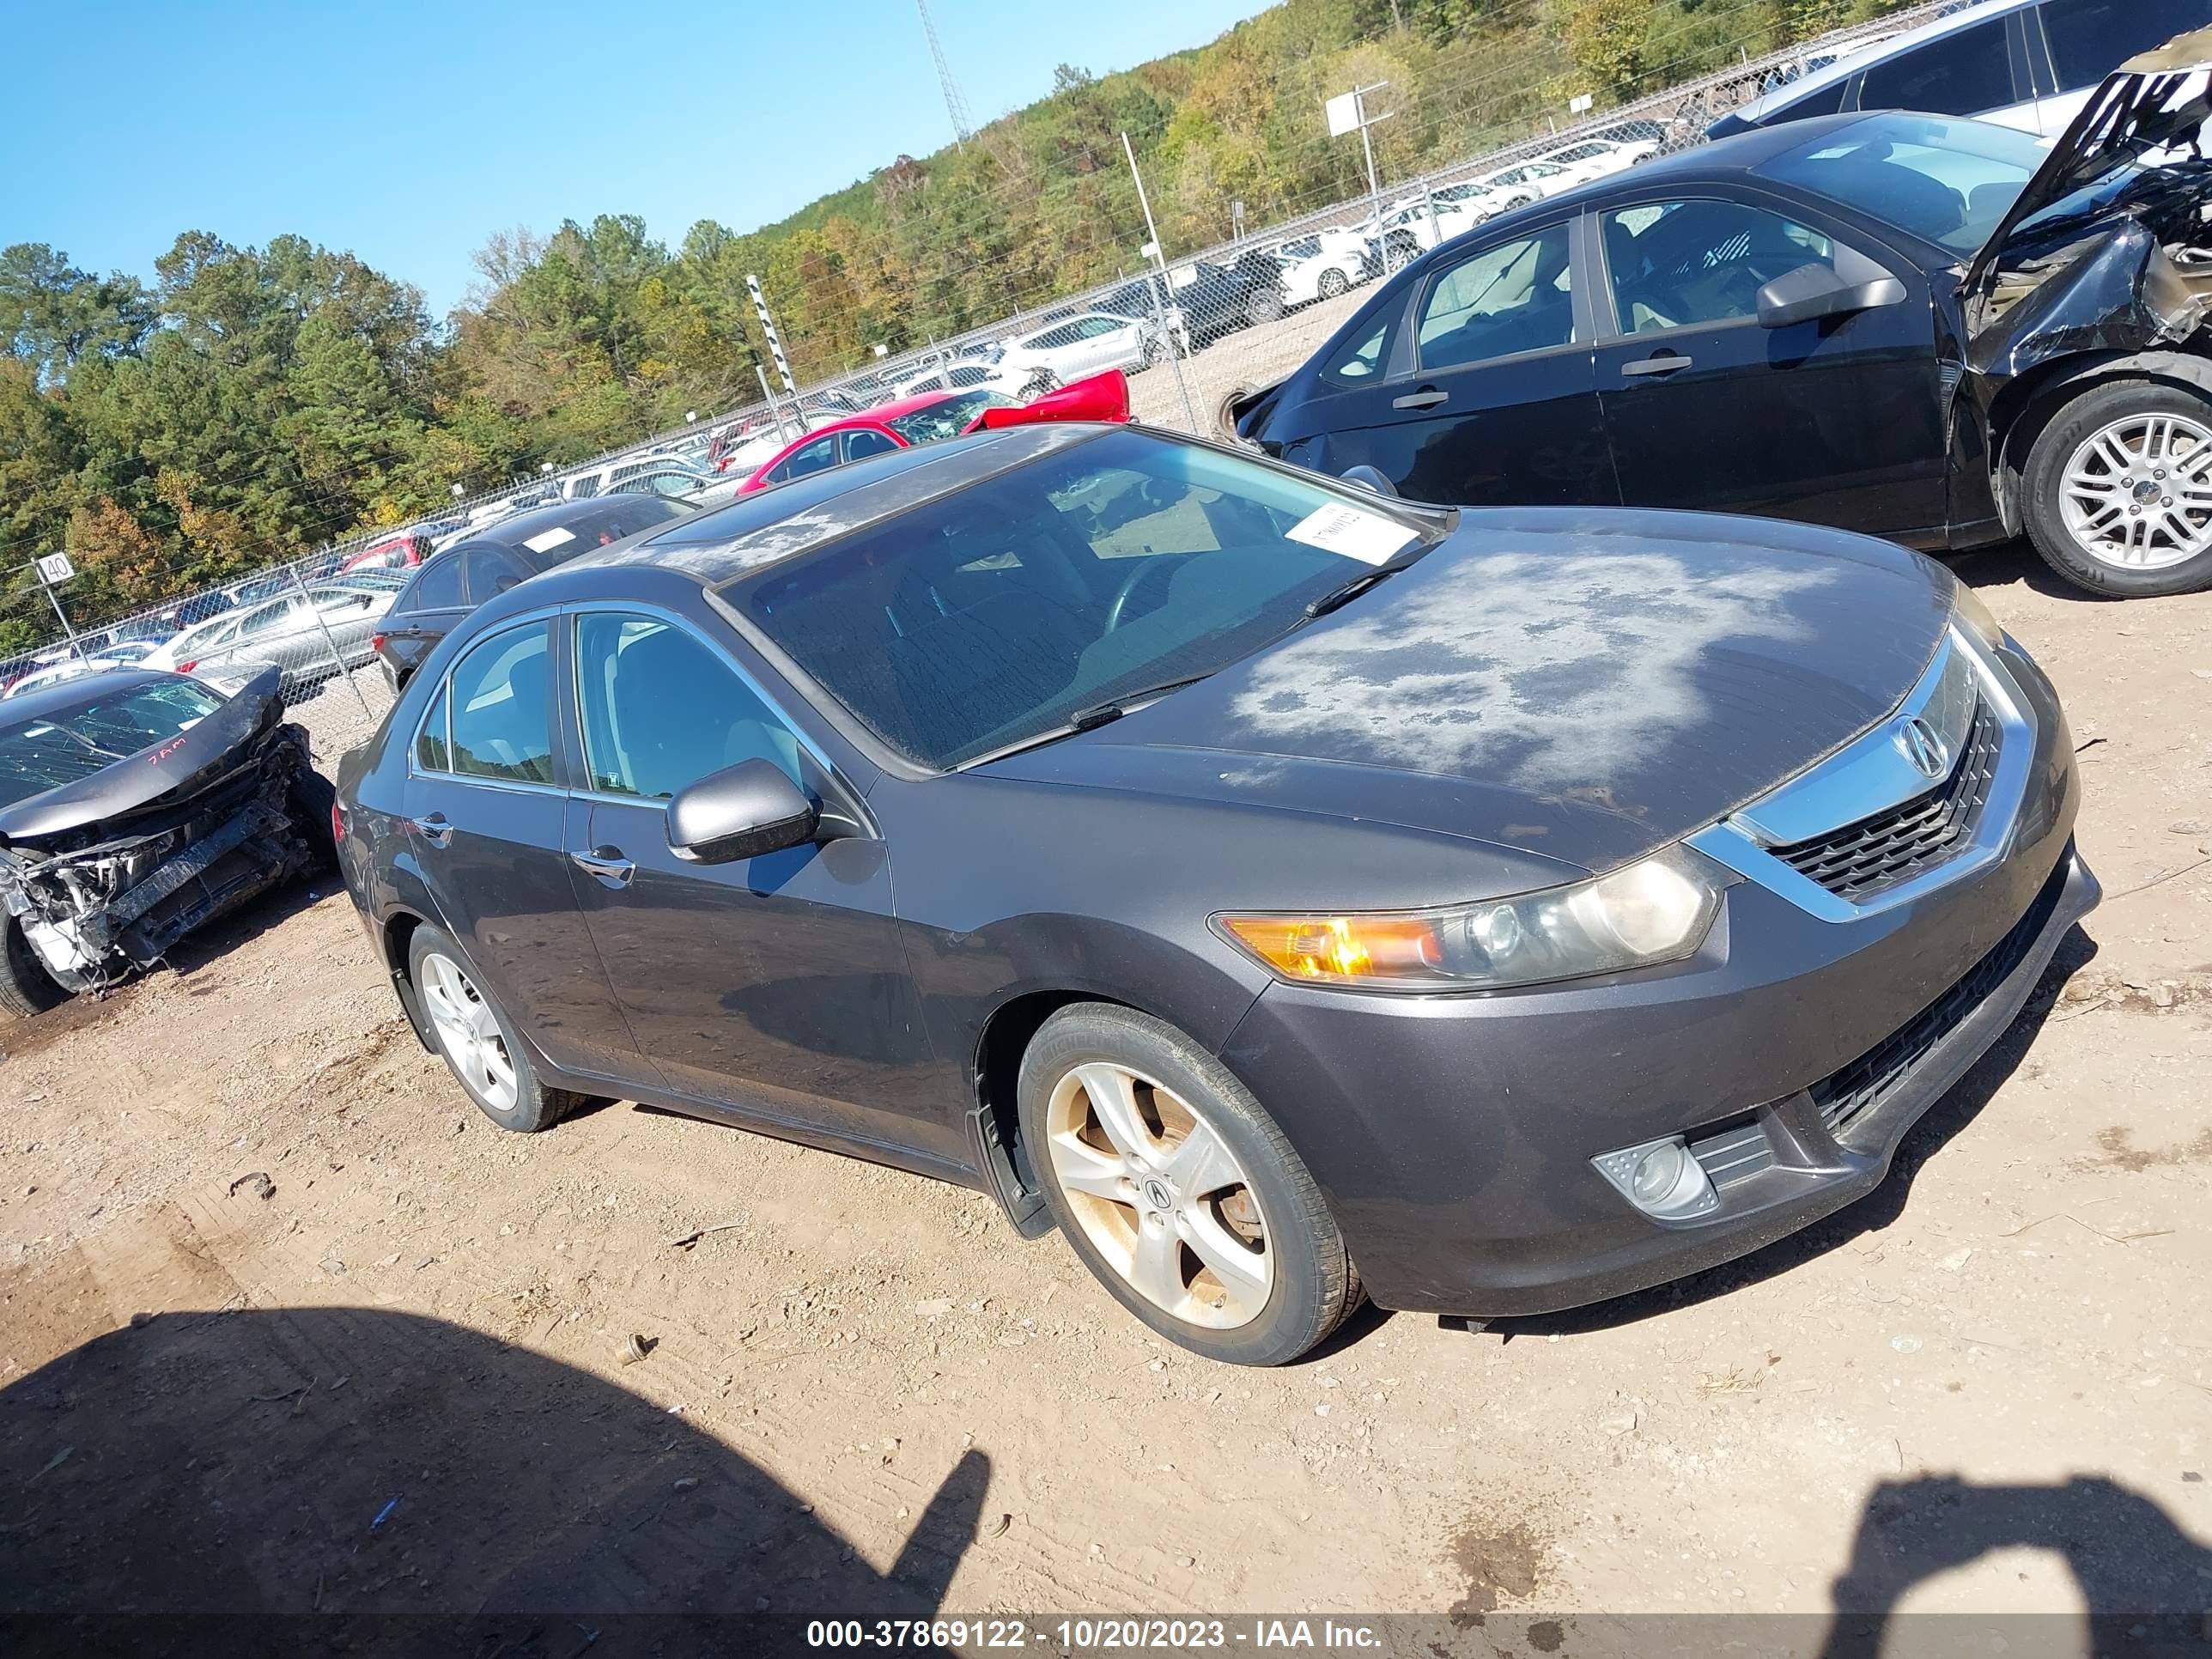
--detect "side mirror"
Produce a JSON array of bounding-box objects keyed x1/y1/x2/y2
[
  {"x1": 1339, "y1": 464, "x2": 1399, "y2": 498},
  {"x1": 1756, "y1": 258, "x2": 1907, "y2": 330},
  {"x1": 665, "y1": 759, "x2": 819, "y2": 865}
]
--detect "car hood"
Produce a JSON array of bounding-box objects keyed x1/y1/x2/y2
[
  {"x1": 986, "y1": 509, "x2": 1952, "y2": 875},
  {"x1": 0, "y1": 667, "x2": 287, "y2": 844},
  {"x1": 1965, "y1": 27, "x2": 2212, "y2": 294}
]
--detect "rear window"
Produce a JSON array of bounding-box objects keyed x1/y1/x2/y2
[
  {"x1": 0, "y1": 679, "x2": 226, "y2": 809},
  {"x1": 507, "y1": 499, "x2": 685, "y2": 571},
  {"x1": 1856, "y1": 17, "x2": 2016, "y2": 117},
  {"x1": 886, "y1": 392, "x2": 1018, "y2": 445}
]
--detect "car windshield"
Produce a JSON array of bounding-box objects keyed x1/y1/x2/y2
[
  {"x1": 1760, "y1": 113, "x2": 2061, "y2": 256},
  {"x1": 885, "y1": 391, "x2": 1019, "y2": 445},
  {"x1": 724, "y1": 428, "x2": 1437, "y2": 769},
  {"x1": 0, "y1": 679, "x2": 225, "y2": 808}
]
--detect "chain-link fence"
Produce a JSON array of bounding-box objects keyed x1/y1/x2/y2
[{"x1": 2, "y1": 0, "x2": 1984, "y2": 714}]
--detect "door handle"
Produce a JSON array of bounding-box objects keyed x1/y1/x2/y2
[
  {"x1": 409, "y1": 813, "x2": 454, "y2": 848},
  {"x1": 1621, "y1": 353, "x2": 1692, "y2": 378},
  {"x1": 570, "y1": 847, "x2": 635, "y2": 889},
  {"x1": 1392, "y1": 388, "x2": 1449, "y2": 410}
]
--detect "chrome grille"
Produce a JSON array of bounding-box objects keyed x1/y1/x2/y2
[
  {"x1": 1810, "y1": 869, "x2": 2059, "y2": 1145},
  {"x1": 1771, "y1": 698, "x2": 2001, "y2": 903}
]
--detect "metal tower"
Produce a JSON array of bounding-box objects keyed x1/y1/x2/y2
[{"x1": 915, "y1": 0, "x2": 975, "y2": 153}]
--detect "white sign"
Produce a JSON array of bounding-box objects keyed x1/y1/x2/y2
[
  {"x1": 1285, "y1": 503, "x2": 1416, "y2": 566},
  {"x1": 1569, "y1": 93, "x2": 1595, "y2": 113},
  {"x1": 34, "y1": 553, "x2": 74, "y2": 585},
  {"x1": 1139, "y1": 240, "x2": 1160, "y2": 260},
  {"x1": 1325, "y1": 90, "x2": 1363, "y2": 138},
  {"x1": 521, "y1": 526, "x2": 576, "y2": 555}
]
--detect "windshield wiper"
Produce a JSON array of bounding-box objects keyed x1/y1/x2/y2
[
  {"x1": 954, "y1": 672, "x2": 1218, "y2": 770},
  {"x1": 1297, "y1": 542, "x2": 1431, "y2": 623}
]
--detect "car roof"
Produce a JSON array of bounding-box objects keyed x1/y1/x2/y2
[
  {"x1": 0, "y1": 667, "x2": 192, "y2": 726},
  {"x1": 1730, "y1": 0, "x2": 2036, "y2": 123},
  {"x1": 530, "y1": 422, "x2": 1108, "y2": 594}
]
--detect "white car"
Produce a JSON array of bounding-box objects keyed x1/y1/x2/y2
[
  {"x1": 1709, "y1": 0, "x2": 2212, "y2": 142},
  {"x1": 1275, "y1": 228, "x2": 1375, "y2": 305},
  {"x1": 1365, "y1": 198, "x2": 1486, "y2": 268},
  {"x1": 0, "y1": 642, "x2": 155, "y2": 700},
  {"x1": 994, "y1": 312, "x2": 1163, "y2": 393},
  {"x1": 142, "y1": 580, "x2": 398, "y2": 696},
  {"x1": 1528, "y1": 135, "x2": 1662, "y2": 187},
  {"x1": 1468, "y1": 158, "x2": 1574, "y2": 205}
]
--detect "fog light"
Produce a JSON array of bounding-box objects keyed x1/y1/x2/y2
[{"x1": 1592, "y1": 1134, "x2": 1719, "y2": 1221}]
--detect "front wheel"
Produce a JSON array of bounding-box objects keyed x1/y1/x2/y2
[
  {"x1": 1316, "y1": 267, "x2": 1350, "y2": 301},
  {"x1": 407, "y1": 924, "x2": 587, "y2": 1133},
  {"x1": 0, "y1": 915, "x2": 69, "y2": 1018},
  {"x1": 287, "y1": 761, "x2": 339, "y2": 871},
  {"x1": 2022, "y1": 381, "x2": 2212, "y2": 597},
  {"x1": 1022, "y1": 371, "x2": 1060, "y2": 399},
  {"x1": 1018, "y1": 1004, "x2": 1362, "y2": 1365}
]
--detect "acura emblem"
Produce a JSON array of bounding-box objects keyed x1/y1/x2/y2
[{"x1": 1897, "y1": 716, "x2": 1948, "y2": 780}]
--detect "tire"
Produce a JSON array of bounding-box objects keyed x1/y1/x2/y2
[
  {"x1": 1023, "y1": 372, "x2": 1060, "y2": 399},
  {"x1": 1244, "y1": 288, "x2": 1285, "y2": 326},
  {"x1": 2022, "y1": 380, "x2": 2212, "y2": 598},
  {"x1": 0, "y1": 915, "x2": 69, "y2": 1018},
  {"x1": 1017, "y1": 1004, "x2": 1362, "y2": 1366},
  {"x1": 1316, "y1": 267, "x2": 1350, "y2": 301},
  {"x1": 1139, "y1": 333, "x2": 1164, "y2": 369},
  {"x1": 287, "y1": 761, "x2": 339, "y2": 871},
  {"x1": 406, "y1": 923, "x2": 586, "y2": 1133}
]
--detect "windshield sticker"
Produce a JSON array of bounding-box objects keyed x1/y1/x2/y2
[
  {"x1": 522, "y1": 526, "x2": 577, "y2": 555},
  {"x1": 1285, "y1": 503, "x2": 1417, "y2": 566}
]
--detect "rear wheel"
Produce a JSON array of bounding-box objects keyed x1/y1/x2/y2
[
  {"x1": 1022, "y1": 371, "x2": 1060, "y2": 399},
  {"x1": 2023, "y1": 381, "x2": 2212, "y2": 597},
  {"x1": 0, "y1": 916, "x2": 69, "y2": 1018},
  {"x1": 1316, "y1": 267, "x2": 1350, "y2": 301},
  {"x1": 407, "y1": 924, "x2": 586, "y2": 1133},
  {"x1": 1018, "y1": 1004, "x2": 1361, "y2": 1366},
  {"x1": 287, "y1": 762, "x2": 339, "y2": 871}
]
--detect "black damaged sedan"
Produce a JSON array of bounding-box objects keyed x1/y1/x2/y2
[
  {"x1": 1230, "y1": 46, "x2": 2212, "y2": 599},
  {"x1": 335, "y1": 424, "x2": 2094, "y2": 1364},
  {"x1": 1, "y1": 668, "x2": 336, "y2": 1012}
]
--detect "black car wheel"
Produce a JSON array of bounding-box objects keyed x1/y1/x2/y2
[
  {"x1": 1316, "y1": 267, "x2": 1350, "y2": 301},
  {"x1": 2024, "y1": 381, "x2": 2212, "y2": 598},
  {"x1": 1018, "y1": 1004, "x2": 1362, "y2": 1366},
  {"x1": 0, "y1": 915, "x2": 69, "y2": 1018},
  {"x1": 1244, "y1": 288, "x2": 1285, "y2": 327},
  {"x1": 407, "y1": 923, "x2": 587, "y2": 1133}
]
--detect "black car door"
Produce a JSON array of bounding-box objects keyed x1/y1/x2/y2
[
  {"x1": 1589, "y1": 188, "x2": 1949, "y2": 539},
  {"x1": 379, "y1": 551, "x2": 472, "y2": 688},
  {"x1": 400, "y1": 617, "x2": 640, "y2": 1079},
  {"x1": 556, "y1": 605, "x2": 953, "y2": 1164},
  {"x1": 1275, "y1": 215, "x2": 1619, "y2": 507}
]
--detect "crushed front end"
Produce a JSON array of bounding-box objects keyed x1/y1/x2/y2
[{"x1": 0, "y1": 723, "x2": 319, "y2": 993}]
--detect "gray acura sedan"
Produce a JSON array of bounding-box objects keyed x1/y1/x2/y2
[{"x1": 333, "y1": 422, "x2": 2095, "y2": 1365}]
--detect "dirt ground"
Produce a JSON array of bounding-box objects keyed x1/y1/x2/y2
[{"x1": 1, "y1": 546, "x2": 2209, "y2": 1645}]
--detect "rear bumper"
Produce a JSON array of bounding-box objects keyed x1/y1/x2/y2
[{"x1": 1221, "y1": 640, "x2": 2092, "y2": 1317}]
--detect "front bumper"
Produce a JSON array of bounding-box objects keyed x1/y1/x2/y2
[{"x1": 1219, "y1": 636, "x2": 2094, "y2": 1317}]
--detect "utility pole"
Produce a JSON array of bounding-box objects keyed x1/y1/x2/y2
[{"x1": 1327, "y1": 83, "x2": 1395, "y2": 234}]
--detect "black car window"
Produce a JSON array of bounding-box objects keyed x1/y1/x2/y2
[
  {"x1": 568, "y1": 475, "x2": 603, "y2": 499},
  {"x1": 237, "y1": 597, "x2": 301, "y2": 637},
  {"x1": 574, "y1": 613, "x2": 803, "y2": 800},
  {"x1": 411, "y1": 554, "x2": 465, "y2": 611},
  {"x1": 1856, "y1": 17, "x2": 2016, "y2": 117},
  {"x1": 725, "y1": 427, "x2": 1432, "y2": 770},
  {"x1": 459, "y1": 548, "x2": 522, "y2": 601},
  {"x1": 1771, "y1": 77, "x2": 1853, "y2": 121},
  {"x1": 2041, "y1": 0, "x2": 2210, "y2": 89},
  {"x1": 1322, "y1": 313, "x2": 1395, "y2": 385},
  {"x1": 444, "y1": 623, "x2": 554, "y2": 786},
  {"x1": 1416, "y1": 223, "x2": 1575, "y2": 370},
  {"x1": 415, "y1": 683, "x2": 450, "y2": 773},
  {"x1": 1600, "y1": 199, "x2": 1839, "y2": 333},
  {"x1": 842, "y1": 428, "x2": 900, "y2": 462},
  {"x1": 0, "y1": 680, "x2": 225, "y2": 809},
  {"x1": 768, "y1": 435, "x2": 839, "y2": 485}
]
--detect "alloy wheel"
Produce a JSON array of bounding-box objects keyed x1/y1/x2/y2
[
  {"x1": 1317, "y1": 268, "x2": 1350, "y2": 300},
  {"x1": 419, "y1": 951, "x2": 519, "y2": 1113},
  {"x1": 2059, "y1": 412, "x2": 2212, "y2": 571},
  {"x1": 1043, "y1": 1060, "x2": 1272, "y2": 1329}
]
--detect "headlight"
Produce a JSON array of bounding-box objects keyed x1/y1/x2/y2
[
  {"x1": 1951, "y1": 581, "x2": 2003, "y2": 650},
  {"x1": 1212, "y1": 845, "x2": 1729, "y2": 994}
]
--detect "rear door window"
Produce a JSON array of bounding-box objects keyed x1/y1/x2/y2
[
  {"x1": 445, "y1": 623, "x2": 554, "y2": 785},
  {"x1": 842, "y1": 428, "x2": 900, "y2": 462},
  {"x1": 1857, "y1": 17, "x2": 2019, "y2": 116},
  {"x1": 411, "y1": 554, "x2": 465, "y2": 611},
  {"x1": 1416, "y1": 224, "x2": 1576, "y2": 369}
]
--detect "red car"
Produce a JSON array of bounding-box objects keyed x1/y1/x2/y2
[
  {"x1": 732, "y1": 372, "x2": 1131, "y2": 495},
  {"x1": 339, "y1": 532, "x2": 431, "y2": 574}
]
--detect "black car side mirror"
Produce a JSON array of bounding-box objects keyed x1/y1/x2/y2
[
  {"x1": 1756, "y1": 258, "x2": 1907, "y2": 330},
  {"x1": 665, "y1": 759, "x2": 820, "y2": 865}
]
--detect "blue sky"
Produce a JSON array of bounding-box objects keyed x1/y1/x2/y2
[{"x1": 2, "y1": 0, "x2": 1273, "y2": 318}]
